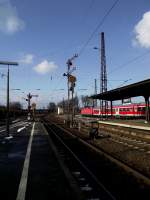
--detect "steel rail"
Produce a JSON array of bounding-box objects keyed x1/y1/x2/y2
[
  {"x1": 44, "y1": 122, "x2": 116, "y2": 200},
  {"x1": 51, "y1": 121, "x2": 150, "y2": 186}
]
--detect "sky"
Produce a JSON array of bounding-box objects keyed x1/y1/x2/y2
[{"x1": 0, "y1": 0, "x2": 150, "y2": 108}]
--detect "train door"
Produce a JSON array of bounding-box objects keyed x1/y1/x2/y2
[
  {"x1": 133, "y1": 106, "x2": 137, "y2": 118},
  {"x1": 114, "y1": 107, "x2": 120, "y2": 118},
  {"x1": 116, "y1": 108, "x2": 119, "y2": 115}
]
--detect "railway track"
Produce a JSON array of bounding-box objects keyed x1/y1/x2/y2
[
  {"x1": 44, "y1": 121, "x2": 115, "y2": 200},
  {"x1": 76, "y1": 121, "x2": 150, "y2": 175},
  {"x1": 43, "y1": 119, "x2": 150, "y2": 200},
  {"x1": 52, "y1": 116, "x2": 150, "y2": 177},
  {"x1": 108, "y1": 132, "x2": 150, "y2": 153}
]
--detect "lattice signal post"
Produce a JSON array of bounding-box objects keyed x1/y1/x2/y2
[
  {"x1": 63, "y1": 54, "x2": 78, "y2": 127},
  {"x1": 26, "y1": 93, "x2": 38, "y2": 120}
]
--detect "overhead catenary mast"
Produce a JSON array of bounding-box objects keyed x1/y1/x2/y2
[
  {"x1": 100, "y1": 32, "x2": 108, "y2": 117},
  {"x1": 94, "y1": 78, "x2": 97, "y2": 107}
]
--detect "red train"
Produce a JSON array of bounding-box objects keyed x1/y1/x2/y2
[{"x1": 81, "y1": 103, "x2": 146, "y2": 118}]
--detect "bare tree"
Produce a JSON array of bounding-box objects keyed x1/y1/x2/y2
[
  {"x1": 81, "y1": 95, "x2": 93, "y2": 107},
  {"x1": 10, "y1": 101, "x2": 22, "y2": 110},
  {"x1": 47, "y1": 102, "x2": 56, "y2": 113}
]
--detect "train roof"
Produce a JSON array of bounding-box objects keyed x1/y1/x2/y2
[
  {"x1": 91, "y1": 79, "x2": 150, "y2": 101},
  {"x1": 90, "y1": 103, "x2": 145, "y2": 109},
  {"x1": 82, "y1": 103, "x2": 145, "y2": 109}
]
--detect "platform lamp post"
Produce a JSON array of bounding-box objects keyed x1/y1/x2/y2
[{"x1": 0, "y1": 61, "x2": 18, "y2": 137}]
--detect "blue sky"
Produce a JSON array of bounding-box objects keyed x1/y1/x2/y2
[{"x1": 0, "y1": 0, "x2": 150, "y2": 108}]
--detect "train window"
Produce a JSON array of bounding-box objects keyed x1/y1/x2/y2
[
  {"x1": 138, "y1": 107, "x2": 146, "y2": 111},
  {"x1": 94, "y1": 109, "x2": 99, "y2": 114}
]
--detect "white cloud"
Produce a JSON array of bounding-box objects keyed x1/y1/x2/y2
[
  {"x1": 20, "y1": 54, "x2": 34, "y2": 64},
  {"x1": 34, "y1": 60, "x2": 58, "y2": 74},
  {"x1": 0, "y1": 0, "x2": 25, "y2": 34},
  {"x1": 133, "y1": 11, "x2": 150, "y2": 48}
]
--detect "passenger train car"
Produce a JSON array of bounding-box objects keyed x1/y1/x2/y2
[{"x1": 81, "y1": 103, "x2": 146, "y2": 118}]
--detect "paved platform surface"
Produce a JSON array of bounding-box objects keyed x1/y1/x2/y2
[
  {"x1": 0, "y1": 120, "x2": 77, "y2": 200},
  {"x1": 98, "y1": 120, "x2": 150, "y2": 131},
  {"x1": 57, "y1": 114, "x2": 150, "y2": 130}
]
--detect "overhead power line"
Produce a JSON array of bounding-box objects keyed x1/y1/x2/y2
[
  {"x1": 78, "y1": 0, "x2": 120, "y2": 56},
  {"x1": 108, "y1": 49, "x2": 150, "y2": 75}
]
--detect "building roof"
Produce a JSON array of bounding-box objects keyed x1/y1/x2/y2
[{"x1": 91, "y1": 79, "x2": 150, "y2": 101}]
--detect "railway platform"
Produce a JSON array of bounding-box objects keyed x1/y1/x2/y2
[
  {"x1": 1, "y1": 117, "x2": 150, "y2": 200},
  {"x1": 98, "y1": 120, "x2": 150, "y2": 129},
  {"x1": 44, "y1": 116, "x2": 150, "y2": 199},
  {"x1": 0, "y1": 121, "x2": 82, "y2": 200}
]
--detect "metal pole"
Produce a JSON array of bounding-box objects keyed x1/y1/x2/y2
[
  {"x1": 28, "y1": 93, "x2": 31, "y2": 120},
  {"x1": 100, "y1": 32, "x2": 107, "y2": 119},
  {"x1": 111, "y1": 101, "x2": 113, "y2": 119},
  {"x1": 67, "y1": 64, "x2": 70, "y2": 126},
  {"x1": 0, "y1": 61, "x2": 18, "y2": 136},
  {"x1": 6, "y1": 65, "x2": 10, "y2": 136},
  {"x1": 28, "y1": 93, "x2": 31, "y2": 113},
  {"x1": 148, "y1": 97, "x2": 150, "y2": 122},
  {"x1": 94, "y1": 79, "x2": 97, "y2": 107},
  {"x1": 146, "y1": 98, "x2": 148, "y2": 122},
  {"x1": 63, "y1": 97, "x2": 65, "y2": 114},
  {"x1": 144, "y1": 96, "x2": 148, "y2": 122},
  {"x1": 65, "y1": 55, "x2": 78, "y2": 126},
  {"x1": 145, "y1": 96, "x2": 150, "y2": 122},
  {"x1": 71, "y1": 87, "x2": 74, "y2": 127}
]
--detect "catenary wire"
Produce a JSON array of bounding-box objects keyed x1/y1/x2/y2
[
  {"x1": 108, "y1": 49, "x2": 150, "y2": 75},
  {"x1": 78, "y1": 0, "x2": 120, "y2": 56}
]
